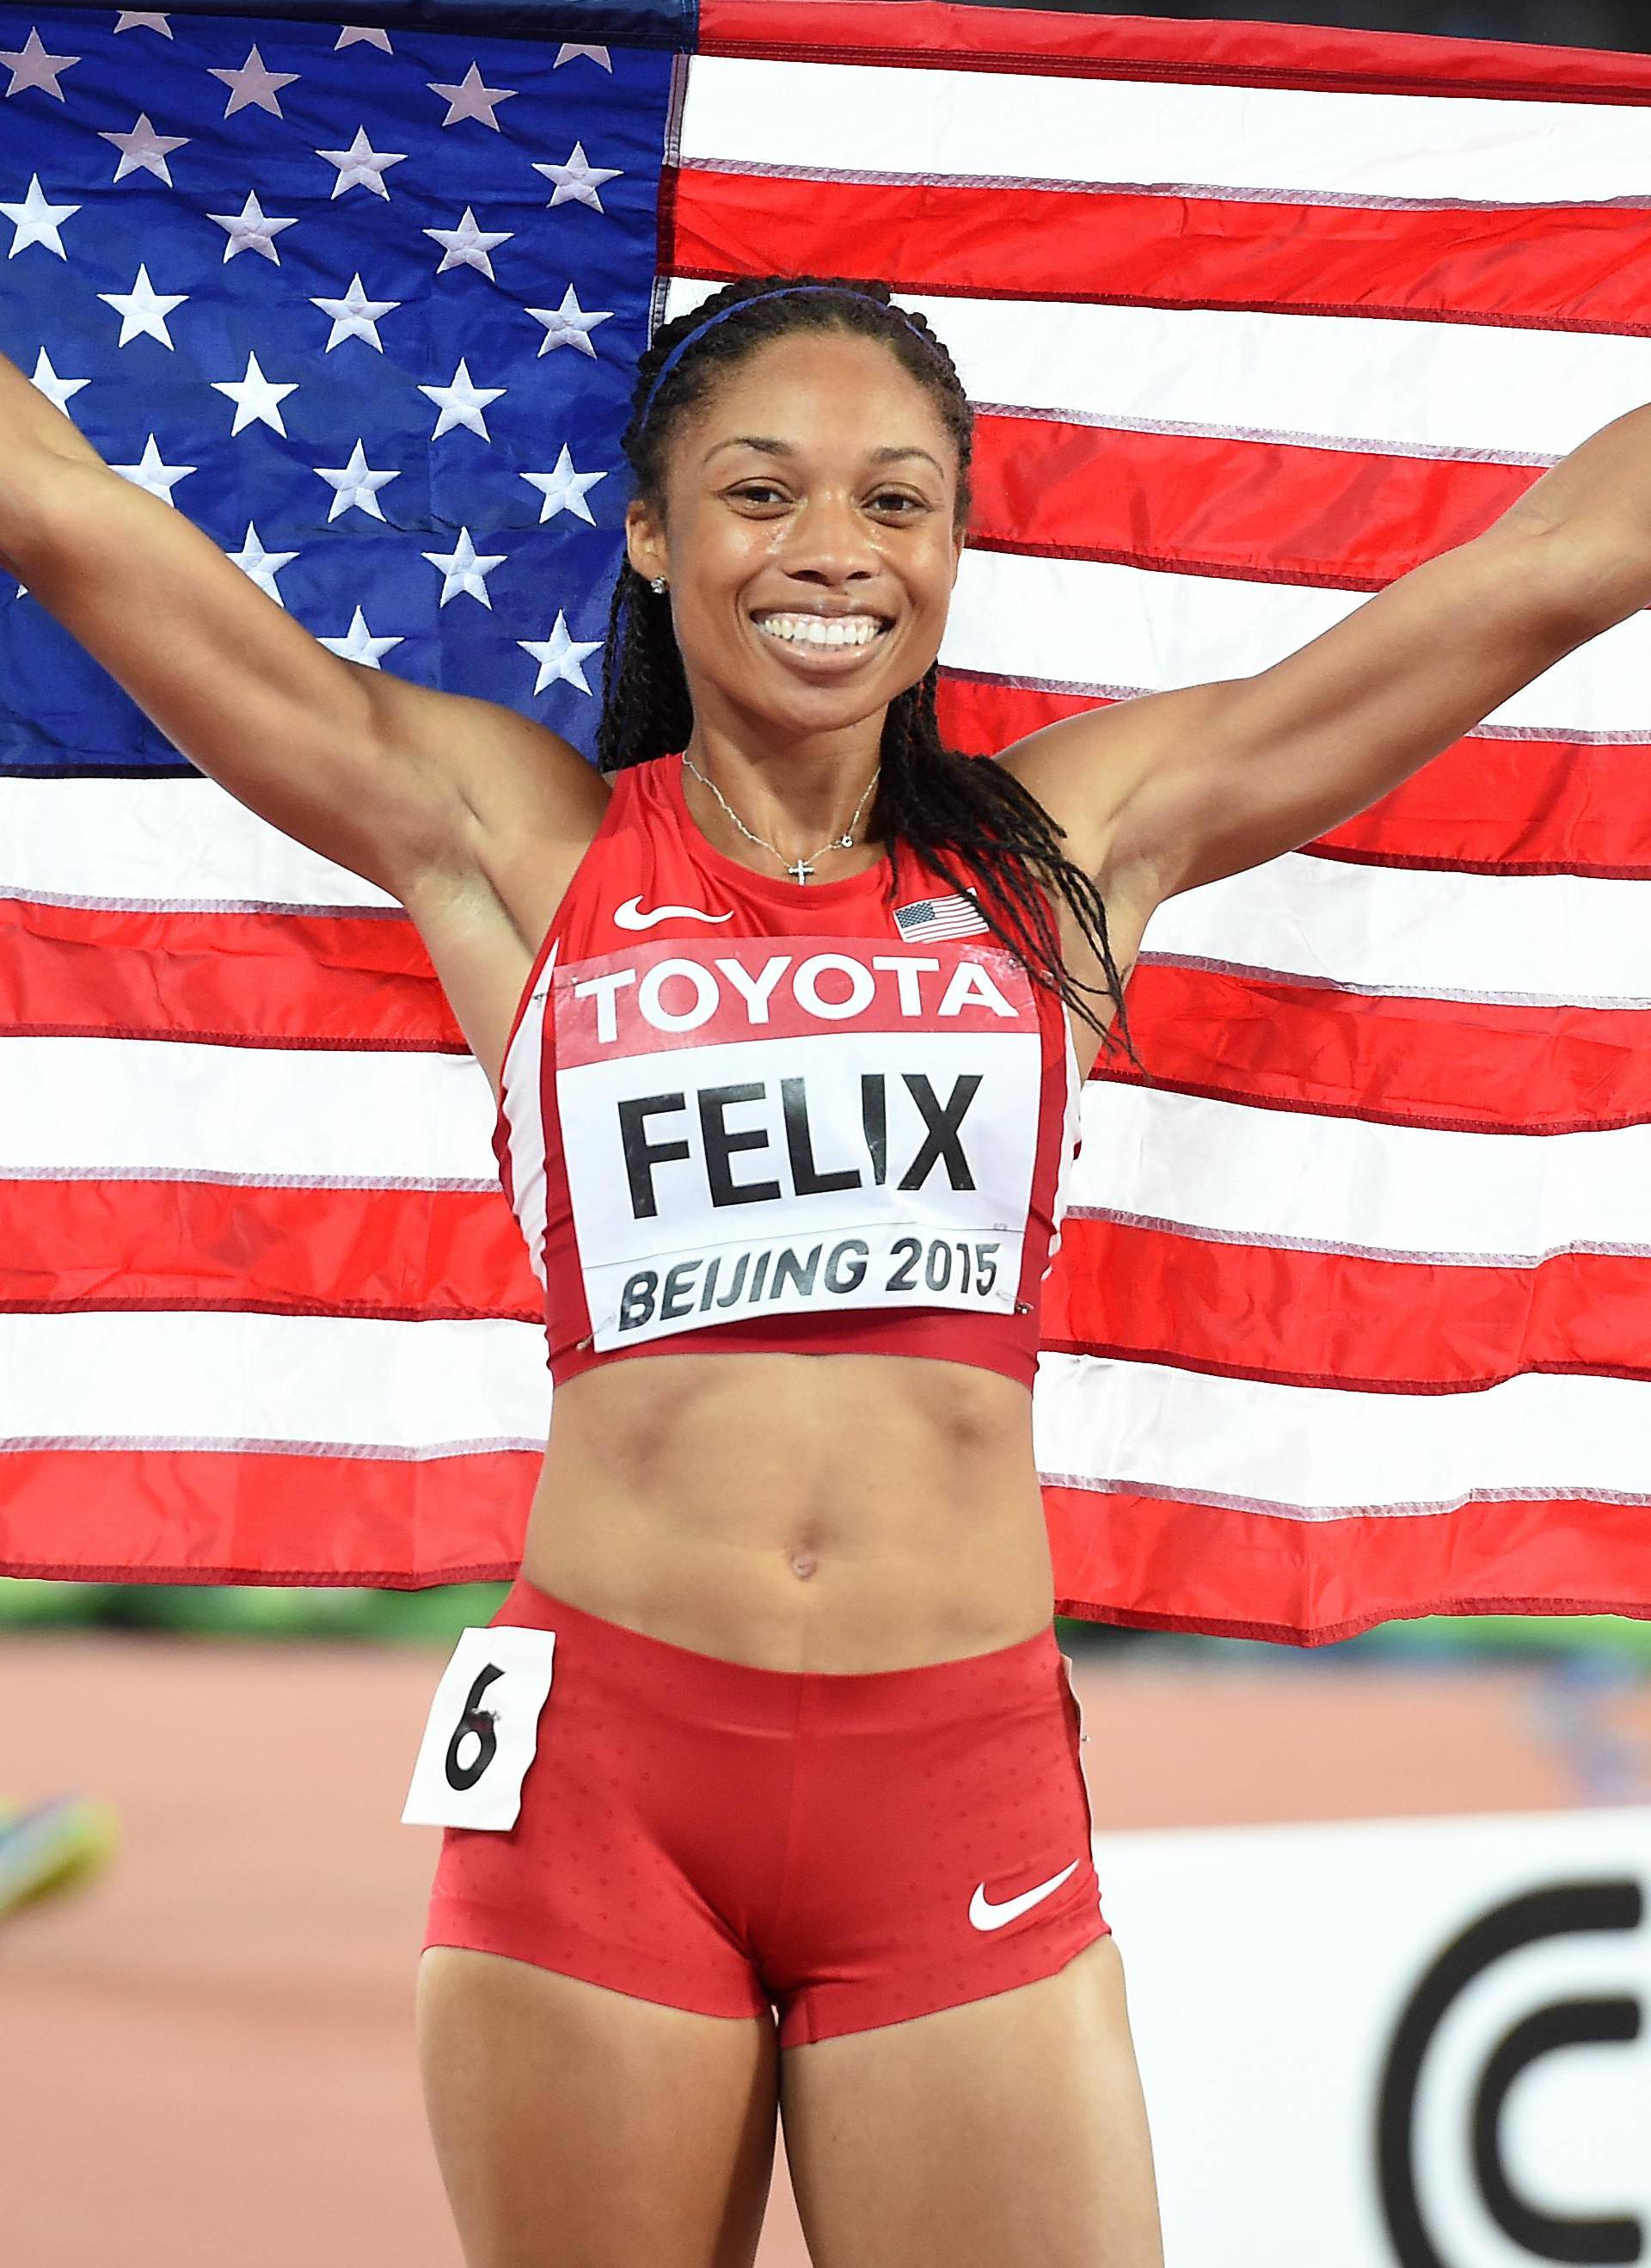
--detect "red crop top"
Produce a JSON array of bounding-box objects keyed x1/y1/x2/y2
[{"x1": 491, "y1": 753, "x2": 1083, "y2": 1388}]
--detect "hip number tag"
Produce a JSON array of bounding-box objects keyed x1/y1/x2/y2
[{"x1": 401, "y1": 1624, "x2": 557, "y2": 1830}]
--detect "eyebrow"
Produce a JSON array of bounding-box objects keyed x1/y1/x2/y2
[{"x1": 703, "y1": 434, "x2": 946, "y2": 475}]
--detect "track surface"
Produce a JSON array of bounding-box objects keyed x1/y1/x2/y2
[{"x1": 0, "y1": 1632, "x2": 1600, "y2": 2265}]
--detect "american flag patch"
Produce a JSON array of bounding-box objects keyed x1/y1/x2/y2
[{"x1": 893, "y1": 894, "x2": 992, "y2": 942}]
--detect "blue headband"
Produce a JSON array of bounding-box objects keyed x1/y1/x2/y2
[{"x1": 637, "y1": 286, "x2": 916, "y2": 431}]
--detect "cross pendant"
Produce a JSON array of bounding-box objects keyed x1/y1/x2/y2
[{"x1": 786, "y1": 856, "x2": 815, "y2": 883}]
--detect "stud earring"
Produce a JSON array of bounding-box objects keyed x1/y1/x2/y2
[{"x1": 649, "y1": 576, "x2": 667, "y2": 594}]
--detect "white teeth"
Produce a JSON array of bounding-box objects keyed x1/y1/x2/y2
[{"x1": 756, "y1": 613, "x2": 885, "y2": 648}]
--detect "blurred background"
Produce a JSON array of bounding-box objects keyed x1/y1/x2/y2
[{"x1": 6, "y1": 0, "x2": 1651, "y2": 2262}]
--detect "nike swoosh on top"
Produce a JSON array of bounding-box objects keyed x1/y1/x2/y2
[
  {"x1": 613, "y1": 896, "x2": 734, "y2": 930},
  {"x1": 967, "y1": 1857, "x2": 1083, "y2": 1932}
]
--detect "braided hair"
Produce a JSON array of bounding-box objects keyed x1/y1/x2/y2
[{"x1": 595, "y1": 274, "x2": 1145, "y2": 1073}]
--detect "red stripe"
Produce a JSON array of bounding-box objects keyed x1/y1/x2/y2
[
  {"x1": 0, "y1": 1445, "x2": 533, "y2": 1586},
  {"x1": 1042, "y1": 1216, "x2": 1651, "y2": 1392},
  {"x1": 939, "y1": 682, "x2": 1651, "y2": 878},
  {"x1": 672, "y1": 169, "x2": 1651, "y2": 338},
  {"x1": 0, "y1": 898, "x2": 465, "y2": 1051},
  {"x1": 697, "y1": 0, "x2": 1651, "y2": 105},
  {"x1": 0, "y1": 1177, "x2": 541, "y2": 1324},
  {"x1": 1116, "y1": 962, "x2": 1651, "y2": 1133},
  {"x1": 1042, "y1": 1482, "x2": 1651, "y2": 1644}
]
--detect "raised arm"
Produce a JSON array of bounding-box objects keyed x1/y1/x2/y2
[
  {"x1": 997, "y1": 402, "x2": 1651, "y2": 909},
  {"x1": 0, "y1": 348, "x2": 602, "y2": 902}
]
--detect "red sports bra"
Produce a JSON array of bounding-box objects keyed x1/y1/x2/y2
[{"x1": 491, "y1": 753, "x2": 1082, "y2": 1388}]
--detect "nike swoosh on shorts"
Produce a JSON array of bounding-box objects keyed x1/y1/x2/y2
[
  {"x1": 968, "y1": 1856, "x2": 1083, "y2": 1931},
  {"x1": 613, "y1": 895, "x2": 733, "y2": 930}
]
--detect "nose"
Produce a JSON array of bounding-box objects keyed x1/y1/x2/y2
[{"x1": 772, "y1": 489, "x2": 884, "y2": 588}]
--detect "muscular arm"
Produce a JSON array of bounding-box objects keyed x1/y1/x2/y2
[
  {"x1": 999, "y1": 399, "x2": 1651, "y2": 909},
  {"x1": 0, "y1": 347, "x2": 601, "y2": 901}
]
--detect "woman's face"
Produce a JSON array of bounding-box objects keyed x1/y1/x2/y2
[{"x1": 626, "y1": 329, "x2": 966, "y2": 751}]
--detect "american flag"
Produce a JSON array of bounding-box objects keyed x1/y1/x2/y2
[
  {"x1": 892, "y1": 891, "x2": 991, "y2": 943},
  {"x1": 3, "y1": 0, "x2": 1648, "y2": 1640}
]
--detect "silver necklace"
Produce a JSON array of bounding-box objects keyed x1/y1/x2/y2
[{"x1": 682, "y1": 754, "x2": 881, "y2": 884}]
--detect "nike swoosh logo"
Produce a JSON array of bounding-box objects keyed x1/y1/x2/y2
[
  {"x1": 968, "y1": 1857, "x2": 1083, "y2": 1932},
  {"x1": 613, "y1": 895, "x2": 733, "y2": 931}
]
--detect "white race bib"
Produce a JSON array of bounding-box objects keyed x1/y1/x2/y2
[{"x1": 401, "y1": 1625, "x2": 557, "y2": 1830}]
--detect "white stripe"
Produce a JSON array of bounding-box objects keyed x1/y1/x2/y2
[
  {"x1": 941, "y1": 549, "x2": 1651, "y2": 739},
  {"x1": 1032, "y1": 1351, "x2": 1651, "y2": 1510},
  {"x1": 3, "y1": 1013, "x2": 1648, "y2": 1258},
  {"x1": 8, "y1": 785, "x2": 1651, "y2": 1009},
  {"x1": 1070, "y1": 1080, "x2": 1651, "y2": 1260},
  {"x1": 681, "y1": 56, "x2": 1651, "y2": 207},
  {"x1": 0, "y1": 1310, "x2": 549, "y2": 1448},
  {"x1": 665, "y1": 277, "x2": 1651, "y2": 464},
  {"x1": 499, "y1": 943, "x2": 554, "y2": 1288}
]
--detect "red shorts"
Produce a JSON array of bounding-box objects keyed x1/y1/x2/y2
[{"x1": 420, "y1": 1575, "x2": 1110, "y2": 2050}]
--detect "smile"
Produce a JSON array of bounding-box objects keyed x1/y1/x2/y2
[{"x1": 753, "y1": 612, "x2": 891, "y2": 657}]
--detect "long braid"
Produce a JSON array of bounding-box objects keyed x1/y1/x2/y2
[{"x1": 595, "y1": 275, "x2": 1147, "y2": 1076}]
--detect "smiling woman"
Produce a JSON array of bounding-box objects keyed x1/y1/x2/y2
[{"x1": 595, "y1": 274, "x2": 1145, "y2": 1072}]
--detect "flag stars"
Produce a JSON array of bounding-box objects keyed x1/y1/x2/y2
[
  {"x1": 423, "y1": 529, "x2": 507, "y2": 608},
  {"x1": 525, "y1": 285, "x2": 613, "y2": 359},
  {"x1": 335, "y1": 26, "x2": 392, "y2": 51},
  {"x1": 208, "y1": 189, "x2": 298, "y2": 264},
  {"x1": 315, "y1": 439, "x2": 399, "y2": 522},
  {"x1": 310, "y1": 273, "x2": 401, "y2": 350},
  {"x1": 229, "y1": 523, "x2": 299, "y2": 604},
  {"x1": 0, "y1": 175, "x2": 78, "y2": 258},
  {"x1": 427, "y1": 62, "x2": 517, "y2": 128},
  {"x1": 0, "y1": 28, "x2": 80, "y2": 99},
  {"x1": 424, "y1": 206, "x2": 512, "y2": 280},
  {"x1": 318, "y1": 607, "x2": 403, "y2": 669},
  {"x1": 553, "y1": 44, "x2": 611, "y2": 71},
  {"x1": 519, "y1": 614, "x2": 603, "y2": 696},
  {"x1": 316, "y1": 126, "x2": 408, "y2": 200},
  {"x1": 28, "y1": 347, "x2": 89, "y2": 416},
  {"x1": 533, "y1": 143, "x2": 623, "y2": 213},
  {"x1": 98, "y1": 265, "x2": 188, "y2": 349},
  {"x1": 520, "y1": 446, "x2": 606, "y2": 526},
  {"x1": 209, "y1": 46, "x2": 299, "y2": 120},
  {"x1": 100, "y1": 114, "x2": 190, "y2": 186},
  {"x1": 110, "y1": 435, "x2": 195, "y2": 505},
  {"x1": 212, "y1": 351, "x2": 298, "y2": 436},
  {"x1": 418, "y1": 360, "x2": 505, "y2": 441},
  {"x1": 114, "y1": 13, "x2": 173, "y2": 34}
]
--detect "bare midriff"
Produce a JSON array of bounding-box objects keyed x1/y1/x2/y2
[{"x1": 518, "y1": 1349, "x2": 1055, "y2": 1674}]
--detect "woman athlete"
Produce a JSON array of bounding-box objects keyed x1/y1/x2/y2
[{"x1": 2, "y1": 270, "x2": 1645, "y2": 2267}]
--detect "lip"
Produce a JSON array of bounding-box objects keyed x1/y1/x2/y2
[{"x1": 750, "y1": 612, "x2": 893, "y2": 670}]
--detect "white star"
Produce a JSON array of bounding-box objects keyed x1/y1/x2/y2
[
  {"x1": 422, "y1": 527, "x2": 507, "y2": 609},
  {"x1": 532, "y1": 142, "x2": 623, "y2": 213},
  {"x1": 212, "y1": 350, "x2": 298, "y2": 435},
  {"x1": 110, "y1": 434, "x2": 195, "y2": 505},
  {"x1": 99, "y1": 113, "x2": 190, "y2": 185},
  {"x1": 28, "y1": 347, "x2": 89, "y2": 416},
  {"x1": 0, "y1": 28, "x2": 80, "y2": 99},
  {"x1": 207, "y1": 188, "x2": 298, "y2": 264},
  {"x1": 315, "y1": 126, "x2": 408, "y2": 200},
  {"x1": 519, "y1": 446, "x2": 606, "y2": 526},
  {"x1": 209, "y1": 45, "x2": 298, "y2": 119},
  {"x1": 334, "y1": 26, "x2": 392, "y2": 50},
  {"x1": 423, "y1": 206, "x2": 512, "y2": 280},
  {"x1": 318, "y1": 606, "x2": 403, "y2": 669},
  {"x1": 525, "y1": 284, "x2": 613, "y2": 360},
  {"x1": 310, "y1": 272, "x2": 401, "y2": 351},
  {"x1": 519, "y1": 612, "x2": 603, "y2": 696},
  {"x1": 553, "y1": 43, "x2": 611, "y2": 71},
  {"x1": 98, "y1": 264, "x2": 187, "y2": 349},
  {"x1": 314, "y1": 439, "x2": 399, "y2": 523},
  {"x1": 0, "y1": 175, "x2": 78, "y2": 258},
  {"x1": 427, "y1": 61, "x2": 516, "y2": 128},
  {"x1": 114, "y1": 13, "x2": 173, "y2": 34},
  {"x1": 228, "y1": 521, "x2": 298, "y2": 605},
  {"x1": 418, "y1": 359, "x2": 505, "y2": 441}
]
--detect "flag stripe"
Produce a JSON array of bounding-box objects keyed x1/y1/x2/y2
[{"x1": 672, "y1": 166, "x2": 1651, "y2": 336}]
